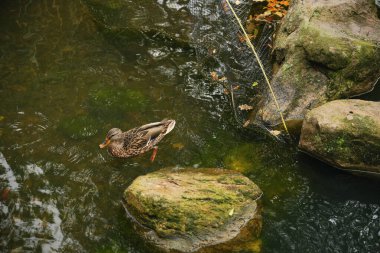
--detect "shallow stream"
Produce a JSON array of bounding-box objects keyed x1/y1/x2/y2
[{"x1": 0, "y1": 1, "x2": 379, "y2": 252}]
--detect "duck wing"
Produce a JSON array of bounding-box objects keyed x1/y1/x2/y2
[{"x1": 123, "y1": 120, "x2": 176, "y2": 152}]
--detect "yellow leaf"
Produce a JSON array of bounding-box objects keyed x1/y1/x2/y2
[
  {"x1": 210, "y1": 71, "x2": 218, "y2": 81},
  {"x1": 269, "y1": 130, "x2": 281, "y2": 136},
  {"x1": 275, "y1": 11, "x2": 284, "y2": 17},
  {"x1": 238, "y1": 104, "x2": 254, "y2": 111},
  {"x1": 172, "y1": 143, "x2": 185, "y2": 150},
  {"x1": 229, "y1": 208, "x2": 234, "y2": 216}
]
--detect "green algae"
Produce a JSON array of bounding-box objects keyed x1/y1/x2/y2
[
  {"x1": 224, "y1": 143, "x2": 262, "y2": 173},
  {"x1": 124, "y1": 168, "x2": 262, "y2": 243},
  {"x1": 88, "y1": 87, "x2": 148, "y2": 116},
  {"x1": 301, "y1": 100, "x2": 380, "y2": 171}
]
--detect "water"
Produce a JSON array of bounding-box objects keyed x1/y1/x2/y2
[{"x1": 1, "y1": 1, "x2": 379, "y2": 252}]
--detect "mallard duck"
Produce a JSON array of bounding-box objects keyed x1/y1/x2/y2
[{"x1": 99, "y1": 119, "x2": 176, "y2": 162}]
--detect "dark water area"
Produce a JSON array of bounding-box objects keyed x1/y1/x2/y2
[{"x1": 0, "y1": 1, "x2": 379, "y2": 253}]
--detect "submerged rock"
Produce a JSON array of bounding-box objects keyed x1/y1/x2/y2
[
  {"x1": 299, "y1": 99, "x2": 380, "y2": 174},
  {"x1": 58, "y1": 115, "x2": 98, "y2": 140},
  {"x1": 123, "y1": 168, "x2": 262, "y2": 253},
  {"x1": 88, "y1": 87, "x2": 148, "y2": 116},
  {"x1": 257, "y1": 0, "x2": 380, "y2": 128}
]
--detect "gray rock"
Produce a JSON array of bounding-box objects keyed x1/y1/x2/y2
[
  {"x1": 299, "y1": 99, "x2": 380, "y2": 174},
  {"x1": 257, "y1": 0, "x2": 380, "y2": 128},
  {"x1": 123, "y1": 168, "x2": 263, "y2": 253}
]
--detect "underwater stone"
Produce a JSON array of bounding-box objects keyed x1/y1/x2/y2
[
  {"x1": 224, "y1": 144, "x2": 261, "y2": 173},
  {"x1": 124, "y1": 168, "x2": 262, "y2": 253},
  {"x1": 59, "y1": 116, "x2": 98, "y2": 140},
  {"x1": 299, "y1": 99, "x2": 380, "y2": 174},
  {"x1": 88, "y1": 87, "x2": 148, "y2": 115}
]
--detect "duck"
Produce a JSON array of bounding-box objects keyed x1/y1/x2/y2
[{"x1": 99, "y1": 119, "x2": 176, "y2": 162}]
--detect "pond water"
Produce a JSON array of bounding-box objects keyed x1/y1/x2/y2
[{"x1": 1, "y1": 1, "x2": 379, "y2": 253}]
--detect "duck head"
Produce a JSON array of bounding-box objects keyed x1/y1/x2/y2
[{"x1": 99, "y1": 128, "x2": 122, "y2": 148}]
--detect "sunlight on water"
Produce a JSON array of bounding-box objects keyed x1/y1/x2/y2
[{"x1": 0, "y1": 0, "x2": 379, "y2": 253}]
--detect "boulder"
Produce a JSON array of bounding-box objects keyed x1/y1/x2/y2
[
  {"x1": 257, "y1": 0, "x2": 380, "y2": 128},
  {"x1": 123, "y1": 168, "x2": 263, "y2": 253},
  {"x1": 299, "y1": 99, "x2": 380, "y2": 174}
]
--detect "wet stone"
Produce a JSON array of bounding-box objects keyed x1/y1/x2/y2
[
  {"x1": 123, "y1": 168, "x2": 263, "y2": 253},
  {"x1": 299, "y1": 99, "x2": 380, "y2": 175}
]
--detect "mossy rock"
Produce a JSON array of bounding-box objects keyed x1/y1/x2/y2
[
  {"x1": 123, "y1": 168, "x2": 263, "y2": 253},
  {"x1": 88, "y1": 87, "x2": 148, "y2": 116},
  {"x1": 58, "y1": 115, "x2": 98, "y2": 140},
  {"x1": 257, "y1": 0, "x2": 380, "y2": 128},
  {"x1": 299, "y1": 99, "x2": 380, "y2": 174}
]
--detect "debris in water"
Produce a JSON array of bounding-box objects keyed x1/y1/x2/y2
[
  {"x1": 1, "y1": 188, "x2": 10, "y2": 201},
  {"x1": 239, "y1": 104, "x2": 254, "y2": 111},
  {"x1": 269, "y1": 130, "x2": 281, "y2": 137},
  {"x1": 172, "y1": 143, "x2": 185, "y2": 150}
]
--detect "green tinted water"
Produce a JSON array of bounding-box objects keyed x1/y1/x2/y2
[{"x1": 0, "y1": 1, "x2": 379, "y2": 252}]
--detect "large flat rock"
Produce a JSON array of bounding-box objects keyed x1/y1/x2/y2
[
  {"x1": 299, "y1": 99, "x2": 380, "y2": 174},
  {"x1": 123, "y1": 168, "x2": 262, "y2": 252}
]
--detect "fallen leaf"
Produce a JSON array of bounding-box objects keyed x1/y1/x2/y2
[
  {"x1": 172, "y1": 143, "x2": 185, "y2": 150},
  {"x1": 1, "y1": 188, "x2": 10, "y2": 201},
  {"x1": 269, "y1": 130, "x2": 281, "y2": 136},
  {"x1": 279, "y1": 1, "x2": 290, "y2": 6},
  {"x1": 210, "y1": 71, "x2": 219, "y2": 81},
  {"x1": 239, "y1": 104, "x2": 254, "y2": 111},
  {"x1": 274, "y1": 11, "x2": 284, "y2": 17},
  {"x1": 229, "y1": 208, "x2": 234, "y2": 216}
]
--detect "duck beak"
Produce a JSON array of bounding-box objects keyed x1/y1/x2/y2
[{"x1": 99, "y1": 138, "x2": 110, "y2": 149}]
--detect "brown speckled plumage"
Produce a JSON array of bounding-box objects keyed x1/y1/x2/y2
[{"x1": 100, "y1": 119, "x2": 176, "y2": 158}]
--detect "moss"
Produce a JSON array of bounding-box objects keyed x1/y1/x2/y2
[
  {"x1": 311, "y1": 130, "x2": 380, "y2": 167},
  {"x1": 300, "y1": 25, "x2": 352, "y2": 70},
  {"x1": 341, "y1": 40, "x2": 380, "y2": 82},
  {"x1": 124, "y1": 168, "x2": 262, "y2": 239},
  {"x1": 58, "y1": 115, "x2": 98, "y2": 140}
]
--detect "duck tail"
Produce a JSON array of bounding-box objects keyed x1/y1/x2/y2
[{"x1": 163, "y1": 119, "x2": 176, "y2": 135}]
